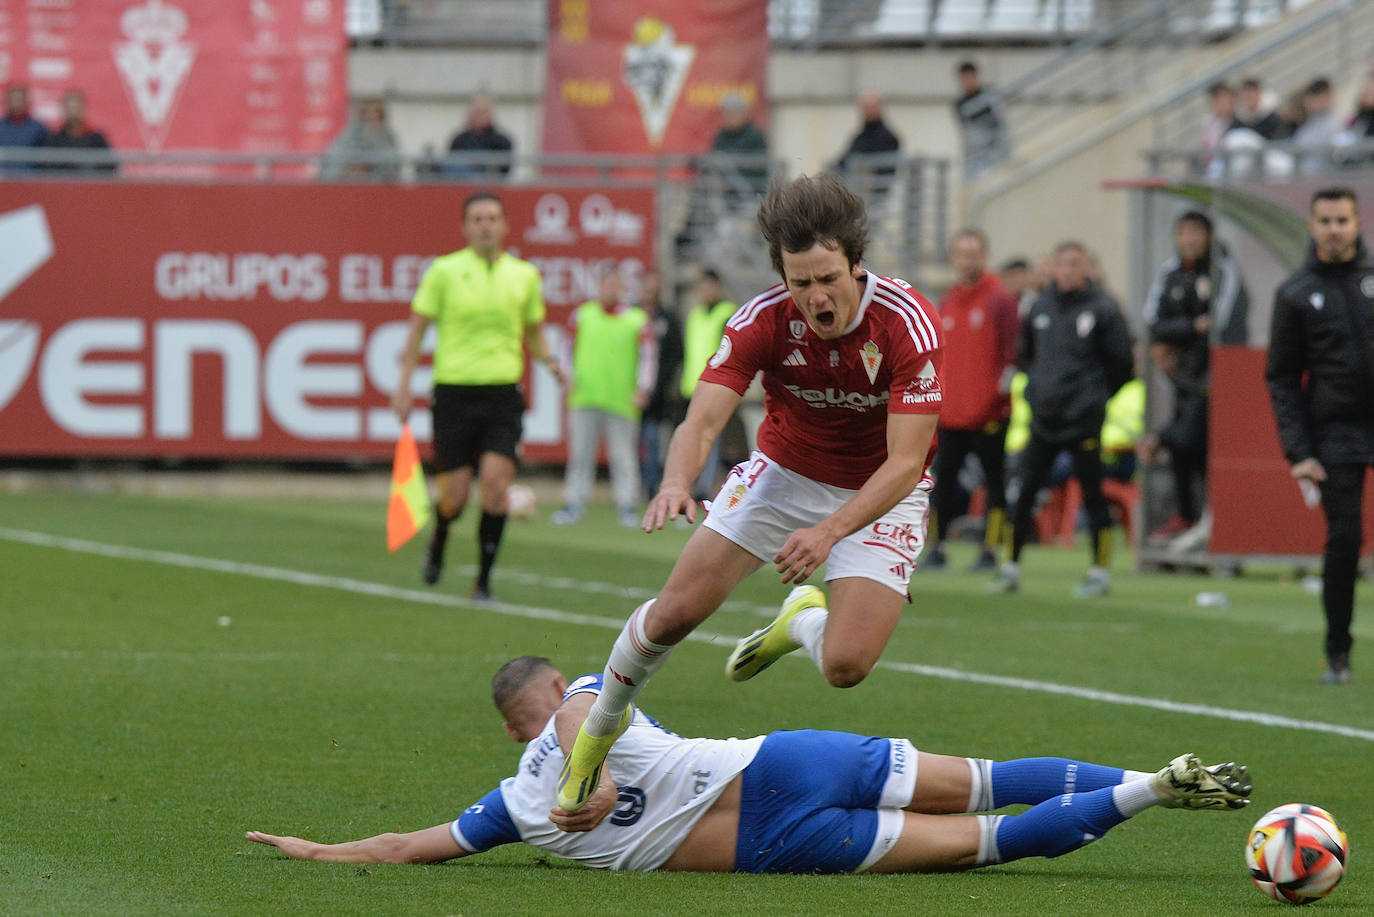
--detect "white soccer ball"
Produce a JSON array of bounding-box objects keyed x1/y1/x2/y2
[
  {"x1": 506, "y1": 483, "x2": 538, "y2": 520},
  {"x1": 1245, "y1": 803, "x2": 1349, "y2": 905}
]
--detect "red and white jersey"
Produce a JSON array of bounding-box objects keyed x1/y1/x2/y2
[{"x1": 700, "y1": 272, "x2": 943, "y2": 489}]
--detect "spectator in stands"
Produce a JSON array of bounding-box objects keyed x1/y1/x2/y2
[
  {"x1": 925, "y1": 229, "x2": 1019, "y2": 574},
  {"x1": 319, "y1": 98, "x2": 400, "y2": 181},
  {"x1": 0, "y1": 83, "x2": 47, "y2": 172},
  {"x1": 1338, "y1": 74, "x2": 1374, "y2": 158},
  {"x1": 679, "y1": 268, "x2": 738, "y2": 501},
  {"x1": 708, "y1": 92, "x2": 769, "y2": 198},
  {"x1": 44, "y1": 90, "x2": 115, "y2": 174},
  {"x1": 1140, "y1": 211, "x2": 1249, "y2": 553},
  {"x1": 445, "y1": 95, "x2": 514, "y2": 180},
  {"x1": 554, "y1": 270, "x2": 658, "y2": 528},
  {"x1": 833, "y1": 91, "x2": 901, "y2": 196},
  {"x1": 1201, "y1": 82, "x2": 1234, "y2": 162},
  {"x1": 954, "y1": 62, "x2": 1010, "y2": 180},
  {"x1": 998, "y1": 256, "x2": 1039, "y2": 315},
  {"x1": 1232, "y1": 77, "x2": 1281, "y2": 140},
  {"x1": 1294, "y1": 77, "x2": 1341, "y2": 174},
  {"x1": 637, "y1": 269, "x2": 685, "y2": 502},
  {"x1": 990, "y1": 241, "x2": 1134, "y2": 599}
]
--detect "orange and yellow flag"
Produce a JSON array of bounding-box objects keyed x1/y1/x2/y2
[{"x1": 387, "y1": 423, "x2": 432, "y2": 552}]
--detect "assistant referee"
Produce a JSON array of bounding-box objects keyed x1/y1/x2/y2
[{"x1": 392, "y1": 191, "x2": 563, "y2": 600}]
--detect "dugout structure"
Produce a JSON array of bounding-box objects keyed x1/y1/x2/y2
[{"x1": 1116, "y1": 175, "x2": 1374, "y2": 573}]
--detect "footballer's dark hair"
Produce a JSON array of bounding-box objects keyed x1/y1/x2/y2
[
  {"x1": 1311, "y1": 186, "x2": 1358, "y2": 211},
  {"x1": 757, "y1": 173, "x2": 869, "y2": 277},
  {"x1": 491, "y1": 655, "x2": 556, "y2": 714},
  {"x1": 462, "y1": 190, "x2": 505, "y2": 220}
]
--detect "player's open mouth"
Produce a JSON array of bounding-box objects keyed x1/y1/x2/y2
[{"x1": 813, "y1": 310, "x2": 836, "y2": 329}]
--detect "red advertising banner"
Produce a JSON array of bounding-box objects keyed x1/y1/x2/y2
[
  {"x1": 543, "y1": 0, "x2": 768, "y2": 155},
  {"x1": 1209, "y1": 347, "x2": 1374, "y2": 558},
  {"x1": 0, "y1": 183, "x2": 655, "y2": 461},
  {"x1": 0, "y1": 0, "x2": 346, "y2": 155}
]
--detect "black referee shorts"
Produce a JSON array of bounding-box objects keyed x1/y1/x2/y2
[{"x1": 430, "y1": 384, "x2": 525, "y2": 474}]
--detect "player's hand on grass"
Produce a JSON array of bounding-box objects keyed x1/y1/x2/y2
[
  {"x1": 1290, "y1": 458, "x2": 1326, "y2": 483},
  {"x1": 548, "y1": 773, "x2": 617, "y2": 833},
  {"x1": 245, "y1": 831, "x2": 319, "y2": 860},
  {"x1": 643, "y1": 485, "x2": 696, "y2": 531},
  {"x1": 774, "y1": 525, "x2": 839, "y2": 584}
]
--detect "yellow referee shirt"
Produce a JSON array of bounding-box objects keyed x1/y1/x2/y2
[{"x1": 411, "y1": 248, "x2": 545, "y2": 385}]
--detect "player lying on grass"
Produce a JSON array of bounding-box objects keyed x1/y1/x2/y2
[{"x1": 246, "y1": 656, "x2": 1252, "y2": 873}]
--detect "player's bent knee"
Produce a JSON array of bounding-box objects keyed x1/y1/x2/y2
[{"x1": 822, "y1": 658, "x2": 874, "y2": 689}]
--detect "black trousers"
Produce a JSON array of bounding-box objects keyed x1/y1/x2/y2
[
  {"x1": 1319, "y1": 461, "x2": 1370, "y2": 660},
  {"x1": 932, "y1": 424, "x2": 1008, "y2": 545},
  {"x1": 1011, "y1": 431, "x2": 1112, "y2": 567}
]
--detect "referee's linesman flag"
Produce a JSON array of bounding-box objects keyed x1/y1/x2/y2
[{"x1": 387, "y1": 423, "x2": 432, "y2": 551}]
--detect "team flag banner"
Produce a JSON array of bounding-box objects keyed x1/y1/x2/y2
[
  {"x1": 0, "y1": 182, "x2": 654, "y2": 462},
  {"x1": 387, "y1": 422, "x2": 431, "y2": 551},
  {"x1": 542, "y1": 0, "x2": 768, "y2": 155},
  {"x1": 0, "y1": 0, "x2": 346, "y2": 163}
]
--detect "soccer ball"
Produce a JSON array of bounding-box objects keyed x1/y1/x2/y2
[
  {"x1": 506, "y1": 484, "x2": 537, "y2": 520},
  {"x1": 1245, "y1": 803, "x2": 1349, "y2": 905}
]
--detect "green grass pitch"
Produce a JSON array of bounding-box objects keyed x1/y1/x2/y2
[{"x1": 1, "y1": 488, "x2": 1369, "y2": 915}]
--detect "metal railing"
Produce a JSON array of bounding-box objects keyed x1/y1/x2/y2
[{"x1": 1144, "y1": 136, "x2": 1374, "y2": 181}]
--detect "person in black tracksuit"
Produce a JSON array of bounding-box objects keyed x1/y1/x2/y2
[
  {"x1": 1266, "y1": 186, "x2": 1374, "y2": 684},
  {"x1": 1141, "y1": 210, "x2": 1250, "y2": 543},
  {"x1": 992, "y1": 241, "x2": 1134, "y2": 598}
]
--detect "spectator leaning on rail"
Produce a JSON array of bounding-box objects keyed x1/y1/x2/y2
[
  {"x1": 1293, "y1": 78, "x2": 1341, "y2": 175},
  {"x1": 708, "y1": 93, "x2": 769, "y2": 200},
  {"x1": 954, "y1": 62, "x2": 1010, "y2": 180},
  {"x1": 1140, "y1": 210, "x2": 1249, "y2": 553},
  {"x1": 832, "y1": 92, "x2": 901, "y2": 197},
  {"x1": 44, "y1": 90, "x2": 115, "y2": 174},
  {"x1": 319, "y1": 98, "x2": 400, "y2": 181},
  {"x1": 444, "y1": 95, "x2": 514, "y2": 181},
  {"x1": 1265, "y1": 186, "x2": 1374, "y2": 686},
  {"x1": 0, "y1": 83, "x2": 47, "y2": 172},
  {"x1": 1231, "y1": 77, "x2": 1282, "y2": 140}
]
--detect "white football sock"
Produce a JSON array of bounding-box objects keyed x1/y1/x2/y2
[
  {"x1": 585, "y1": 600, "x2": 673, "y2": 737},
  {"x1": 1111, "y1": 778, "x2": 1162, "y2": 817},
  {"x1": 786, "y1": 605, "x2": 828, "y2": 673}
]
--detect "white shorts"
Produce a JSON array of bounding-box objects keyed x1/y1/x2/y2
[{"x1": 703, "y1": 451, "x2": 931, "y2": 597}]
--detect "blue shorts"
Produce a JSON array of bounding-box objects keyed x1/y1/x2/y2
[{"x1": 734, "y1": 730, "x2": 917, "y2": 874}]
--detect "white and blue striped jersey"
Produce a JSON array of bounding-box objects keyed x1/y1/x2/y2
[{"x1": 449, "y1": 674, "x2": 764, "y2": 871}]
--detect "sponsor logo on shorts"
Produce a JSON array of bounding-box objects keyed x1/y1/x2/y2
[
  {"x1": 888, "y1": 562, "x2": 908, "y2": 580},
  {"x1": 864, "y1": 521, "x2": 920, "y2": 563}
]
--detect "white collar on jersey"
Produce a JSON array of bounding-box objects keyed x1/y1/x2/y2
[{"x1": 837, "y1": 271, "x2": 878, "y2": 337}]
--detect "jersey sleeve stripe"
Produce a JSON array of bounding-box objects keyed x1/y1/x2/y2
[
  {"x1": 872, "y1": 287, "x2": 939, "y2": 353},
  {"x1": 726, "y1": 285, "x2": 789, "y2": 331}
]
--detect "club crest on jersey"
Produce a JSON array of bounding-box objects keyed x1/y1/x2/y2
[
  {"x1": 860, "y1": 340, "x2": 882, "y2": 384},
  {"x1": 829, "y1": 350, "x2": 839, "y2": 366},
  {"x1": 1310, "y1": 291, "x2": 1325, "y2": 310},
  {"x1": 1195, "y1": 276, "x2": 1211, "y2": 300},
  {"x1": 708, "y1": 336, "x2": 731, "y2": 369},
  {"x1": 789, "y1": 319, "x2": 806, "y2": 340},
  {"x1": 1362, "y1": 275, "x2": 1374, "y2": 298},
  {"x1": 1076, "y1": 311, "x2": 1096, "y2": 338}
]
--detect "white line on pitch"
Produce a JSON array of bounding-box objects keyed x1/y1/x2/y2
[{"x1": 3, "y1": 525, "x2": 1372, "y2": 743}]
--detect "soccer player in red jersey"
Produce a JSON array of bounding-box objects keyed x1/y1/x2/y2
[{"x1": 556, "y1": 175, "x2": 944, "y2": 813}]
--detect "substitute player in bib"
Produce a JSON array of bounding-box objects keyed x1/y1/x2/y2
[
  {"x1": 247, "y1": 656, "x2": 1252, "y2": 873},
  {"x1": 392, "y1": 191, "x2": 563, "y2": 601},
  {"x1": 556, "y1": 175, "x2": 944, "y2": 814}
]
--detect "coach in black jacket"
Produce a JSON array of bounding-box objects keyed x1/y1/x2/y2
[
  {"x1": 1266, "y1": 186, "x2": 1374, "y2": 685},
  {"x1": 991, "y1": 241, "x2": 1134, "y2": 598}
]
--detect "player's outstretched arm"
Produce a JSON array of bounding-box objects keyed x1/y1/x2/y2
[
  {"x1": 645, "y1": 382, "x2": 743, "y2": 531},
  {"x1": 245, "y1": 824, "x2": 467, "y2": 864}
]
